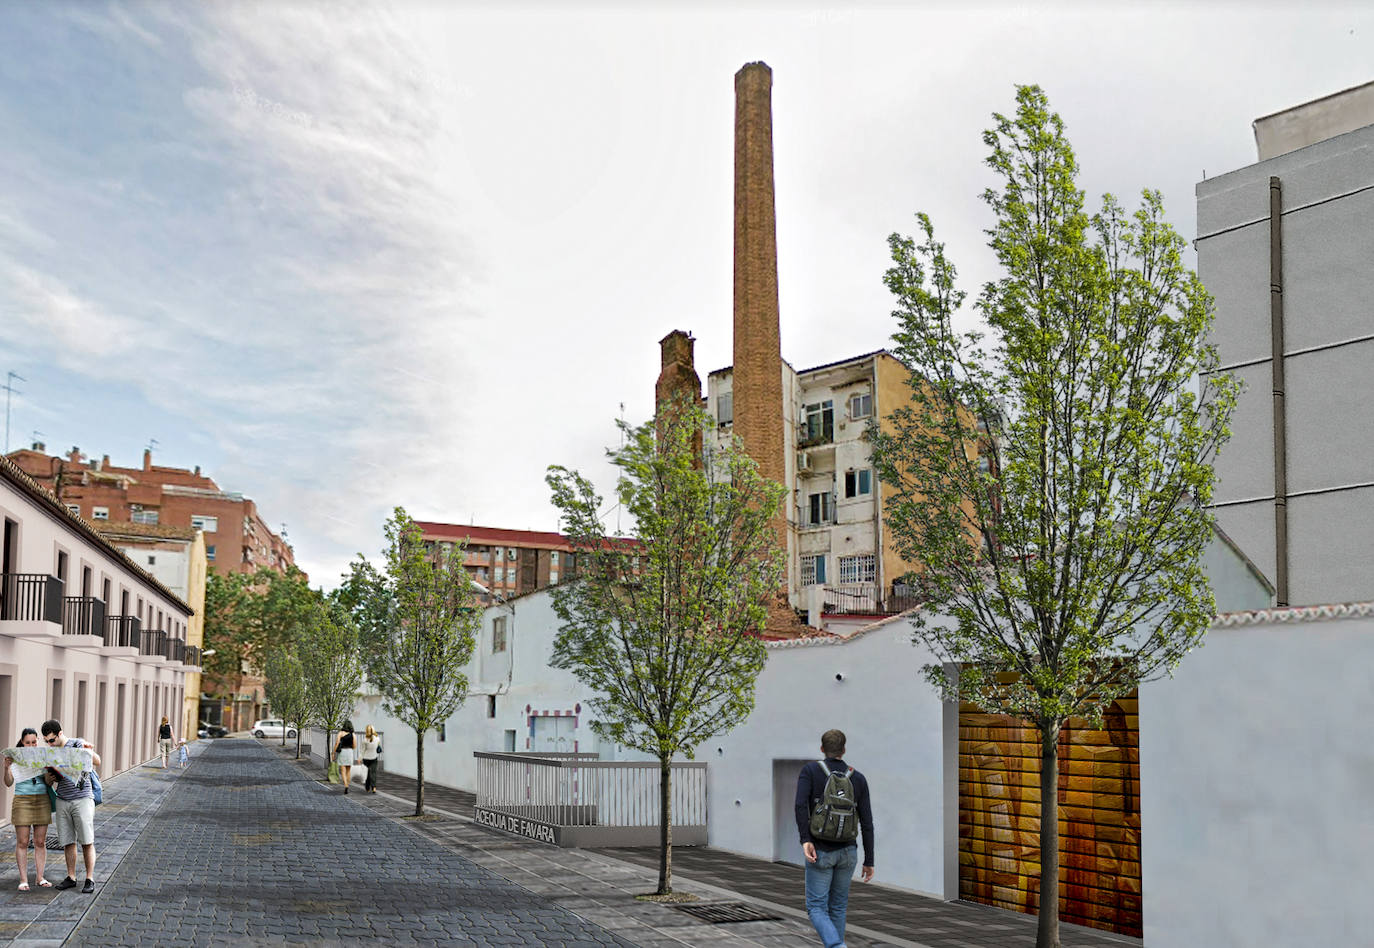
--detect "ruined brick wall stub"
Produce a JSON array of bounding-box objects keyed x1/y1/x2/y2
[{"x1": 656, "y1": 330, "x2": 703, "y2": 463}]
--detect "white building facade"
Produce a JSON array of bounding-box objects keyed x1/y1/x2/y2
[{"x1": 1, "y1": 457, "x2": 198, "y2": 826}]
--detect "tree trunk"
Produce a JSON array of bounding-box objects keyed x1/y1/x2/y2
[
  {"x1": 294, "y1": 727, "x2": 301, "y2": 760},
  {"x1": 656, "y1": 756, "x2": 673, "y2": 895},
  {"x1": 1036, "y1": 726, "x2": 1061, "y2": 948},
  {"x1": 415, "y1": 728, "x2": 425, "y2": 817}
]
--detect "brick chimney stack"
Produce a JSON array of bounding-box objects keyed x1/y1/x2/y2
[
  {"x1": 656, "y1": 330, "x2": 703, "y2": 461},
  {"x1": 733, "y1": 62, "x2": 803, "y2": 638},
  {"x1": 143, "y1": 448, "x2": 152, "y2": 471},
  {"x1": 732, "y1": 62, "x2": 786, "y2": 497}
]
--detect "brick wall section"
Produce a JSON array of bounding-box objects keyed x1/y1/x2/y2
[{"x1": 655, "y1": 330, "x2": 703, "y2": 461}]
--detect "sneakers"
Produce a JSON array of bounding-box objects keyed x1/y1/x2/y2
[
  {"x1": 81, "y1": 879, "x2": 95, "y2": 894},
  {"x1": 55, "y1": 877, "x2": 77, "y2": 890}
]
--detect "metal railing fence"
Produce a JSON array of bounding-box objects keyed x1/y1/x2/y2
[
  {"x1": 62, "y1": 596, "x2": 107, "y2": 637},
  {"x1": 0, "y1": 573, "x2": 64, "y2": 622}
]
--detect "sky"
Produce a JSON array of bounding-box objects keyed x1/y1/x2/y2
[{"x1": 1, "y1": 2, "x2": 1370, "y2": 588}]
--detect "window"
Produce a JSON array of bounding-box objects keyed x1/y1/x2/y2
[
  {"x1": 494, "y1": 567, "x2": 504, "y2": 582},
  {"x1": 147, "y1": 555, "x2": 156, "y2": 566},
  {"x1": 65, "y1": 504, "x2": 80, "y2": 516},
  {"x1": 549, "y1": 571, "x2": 559, "y2": 585},
  {"x1": 190, "y1": 515, "x2": 219, "y2": 533},
  {"x1": 838, "y1": 554, "x2": 876, "y2": 584},
  {"x1": 487, "y1": 695, "x2": 497, "y2": 719},
  {"x1": 718, "y1": 391, "x2": 734, "y2": 425},
  {"x1": 801, "y1": 554, "x2": 827, "y2": 586},
  {"x1": 506, "y1": 548, "x2": 517, "y2": 560},
  {"x1": 550, "y1": 552, "x2": 560, "y2": 566},
  {"x1": 802, "y1": 400, "x2": 835, "y2": 444},
  {"x1": 848, "y1": 392, "x2": 873, "y2": 419},
  {"x1": 438, "y1": 723, "x2": 446, "y2": 743},
  {"x1": 92, "y1": 506, "x2": 109, "y2": 520},
  {"x1": 207, "y1": 545, "x2": 216, "y2": 561},
  {"x1": 844, "y1": 469, "x2": 872, "y2": 498},
  {"x1": 492, "y1": 616, "x2": 507, "y2": 653},
  {"x1": 808, "y1": 492, "x2": 834, "y2": 526},
  {"x1": 132, "y1": 508, "x2": 159, "y2": 525}
]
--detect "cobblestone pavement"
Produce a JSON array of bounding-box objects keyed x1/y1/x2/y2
[
  {"x1": 66, "y1": 740, "x2": 635, "y2": 947},
  {"x1": 0, "y1": 742, "x2": 206, "y2": 947}
]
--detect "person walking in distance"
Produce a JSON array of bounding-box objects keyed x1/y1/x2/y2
[
  {"x1": 39, "y1": 720, "x2": 100, "y2": 894},
  {"x1": 332, "y1": 720, "x2": 356, "y2": 794},
  {"x1": 4, "y1": 728, "x2": 56, "y2": 891},
  {"x1": 157, "y1": 716, "x2": 174, "y2": 769},
  {"x1": 359, "y1": 725, "x2": 381, "y2": 794},
  {"x1": 795, "y1": 729, "x2": 874, "y2": 948}
]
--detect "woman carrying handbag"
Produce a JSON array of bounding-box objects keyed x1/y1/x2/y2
[{"x1": 360, "y1": 725, "x2": 381, "y2": 794}]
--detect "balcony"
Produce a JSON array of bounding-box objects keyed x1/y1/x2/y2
[
  {"x1": 139, "y1": 628, "x2": 170, "y2": 663},
  {"x1": 101, "y1": 615, "x2": 141, "y2": 657},
  {"x1": 61, "y1": 596, "x2": 107, "y2": 649},
  {"x1": 0, "y1": 573, "x2": 65, "y2": 637},
  {"x1": 164, "y1": 636, "x2": 186, "y2": 665},
  {"x1": 184, "y1": 644, "x2": 202, "y2": 670},
  {"x1": 822, "y1": 583, "x2": 922, "y2": 617}
]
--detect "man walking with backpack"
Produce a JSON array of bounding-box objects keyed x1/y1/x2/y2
[{"x1": 795, "y1": 729, "x2": 874, "y2": 948}]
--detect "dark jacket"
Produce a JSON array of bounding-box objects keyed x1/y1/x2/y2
[{"x1": 795, "y1": 758, "x2": 874, "y2": 867}]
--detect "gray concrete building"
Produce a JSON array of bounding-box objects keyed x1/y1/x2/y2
[{"x1": 1199, "y1": 79, "x2": 1374, "y2": 608}]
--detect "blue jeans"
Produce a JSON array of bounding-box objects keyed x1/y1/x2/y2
[{"x1": 804, "y1": 844, "x2": 857, "y2": 947}]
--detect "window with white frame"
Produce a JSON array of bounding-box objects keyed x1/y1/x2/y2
[
  {"x1": 838, "y1": 554, "x2": 876, "y2": 584},
  {"x1": 492, "y1": 616, "x2": 507, "y2": 653},
  {"x1": 549, "y1": 571, "x2": 559, "y2": 585},
  {"x1": 807, "y1": 492, "x2": 834, "y2": 526},
  {"x1": 718, "y1": 391, "x2": 734, "y2": 425},
  {"x1": 494, "y1": 567, "x2": 504, "y2": 582},
  {"x1": 844, "y1": 469, "x2": 872, "y2": 498},
  {"x1": 507, "y1": 548, "x2": 518, "y2": 560},
  {"x1": 801, "y1": 554, "x2": 827, "y2": 586},
  {"x1": 550, "y1": 551, "x2": 560, "y2": 566},
  {"x1": 65, "y1": 504, "x2": 80, "y2": 516},
  {"x1": 92, "y1": 506, "x2": 109, "y2": 520},
  {"x1": 802, "y1": 400, "x2": 835, "y2": 444},
  {"x1": 132, "y1": 508, "x2": 159, "y2": 525},
  {"x1": 207, "y1": 545, "x2": 216, "y2": 561},
  {"x1": 848, "y1": 392, "x2": 872, "y2": 419},
  {"x1": 190, "y1": 515, "x2": 219, "y2": 532}
]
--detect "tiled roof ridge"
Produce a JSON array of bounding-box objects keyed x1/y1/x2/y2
[
  {"x1": 0, "y1": 455, "x2": 192, "y2": 614},
  {"x1": 1212, "y1": 600, "x2": 1374, "y2": 626},
  {"x1": 765, "y1": 607, "x2": 920, "y2": 649}
]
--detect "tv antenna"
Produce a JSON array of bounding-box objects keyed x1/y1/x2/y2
[{"x1": 3, "y1": 371, "x2": 25, "y2": 454}]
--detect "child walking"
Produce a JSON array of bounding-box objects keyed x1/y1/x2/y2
[{"x1": 177, "y1": 739, "x2": 188, "y2": 768}]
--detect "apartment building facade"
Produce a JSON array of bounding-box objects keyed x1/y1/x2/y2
[
  {"x1": 6, "y1": 445, "x2": 294, "y2": 577},
  {"x1": 415, "y1": 523, "x2": 579, "y2": 606},
  {"x1": 707, "y1": 350, "x2": 921, "y2": 624},
  {"x1": 1, "y1": 455, "x2": 199, "y2": 825}
]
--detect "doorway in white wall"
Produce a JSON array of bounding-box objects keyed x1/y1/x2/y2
[
  {"x1": 773, "y1": 759, "x2": 811, "y2": 866},
  {"x1": 530, "y1": 714, "x2": 576, "y2": 753}
]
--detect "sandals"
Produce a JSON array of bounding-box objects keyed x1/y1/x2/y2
[
  {"x1": 17, "y1": 881, "x2": 29, "y2": 892},
  {"x1": 38, "y1": 878, "x2": 52, "y2": 888}
]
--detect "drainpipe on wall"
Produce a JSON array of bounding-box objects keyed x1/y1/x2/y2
[{"x1": 1269, "y1": 176, "x2": 1290, "y2": 607}]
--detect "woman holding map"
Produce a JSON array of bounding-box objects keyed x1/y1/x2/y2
[{"x1": 3, "y1": 728, "x2": 55, "y2": 891}]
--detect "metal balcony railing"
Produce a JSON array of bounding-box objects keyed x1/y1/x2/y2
[
  {"x1": 165, "y1": 636, "x2": 186, "y2": 663},
  {"x1": 62, "y1": 597, "x2": 107, "y2": 637},
  {"x1": 140, "y1": 628, "x2": 168, "y2": 657},
  {"x1": 823, "y1": 583, "x2": 923, "y2": 616},
  {"x1": 0, "y1": 573, "x2": 65, "y2": 623},
  {"x1": 474, "y1": 752, "x2": 707, "y2": 848},
  {"x1": 104, "y1": 615, "x2": 142, "y2": 649},
  {"x1": 185, "y1": 645, "x2": 201, "y2": 667}
]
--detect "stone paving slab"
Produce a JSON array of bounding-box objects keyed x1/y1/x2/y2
[
  {"x1": 0, "y1": 742, "x2": 206, "y2": 946},
  {"x1": 68, "y1": 739, "x2": 634, "y2": 946}
]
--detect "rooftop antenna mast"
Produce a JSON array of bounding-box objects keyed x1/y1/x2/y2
[
  {"x1": 3, "y1": 371, "x2": 25, "y2": 454},
  {"x1": 617, "y1": 401, "x2": 626, "y2": 534}
]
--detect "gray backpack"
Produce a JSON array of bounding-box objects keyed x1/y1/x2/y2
[{"x1": 808, "y1": 760, "x2": 859, "y2": 844}]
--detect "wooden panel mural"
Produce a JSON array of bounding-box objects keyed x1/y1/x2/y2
[{"x1": 958, "y1": 690, "x2": 1141, "y2": 937}]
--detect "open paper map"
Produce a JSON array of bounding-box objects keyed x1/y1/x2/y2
[{"x1": 0, "y1": 745, "x2": 93, "y2": 784}]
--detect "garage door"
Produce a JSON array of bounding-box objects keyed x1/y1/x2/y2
[{"x1": 959, "y1": 691, "x2": 1141, "y2": 937}]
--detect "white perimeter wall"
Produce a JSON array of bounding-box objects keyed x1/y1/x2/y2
[{"x1": 1140, "y1": 609, "x2": 1374, "y2": 947}]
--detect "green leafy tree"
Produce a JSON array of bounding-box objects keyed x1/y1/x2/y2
[
  {"x1": 870, "y1": 86, "x2": 1237, "y2": 948},
  {"x1": 339, "y1": 507, "x2": 480, "y2": 816},
  {"x1": 201, "y1": 571, "x2": 254, "y2": 723},
  {"x1": 546, "y1": 400, "x2": 786, "y2": 895},
  {"x1": 263, "y1": 645, "x2": 308, "y2": 757},
  {"x1": 299, "y1": 602, "x2": 361, "y2": 777}
]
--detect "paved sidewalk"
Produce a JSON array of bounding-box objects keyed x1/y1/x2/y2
[
  {"x1": 64, "y1": 739, "x2": 633, "y2": 946},
  {"x1": 281, "y1": 745, "x2": 1141, "y2": 948},
  {"x1": 0, "y1": 741, "x2": 207, "y2": 946}
]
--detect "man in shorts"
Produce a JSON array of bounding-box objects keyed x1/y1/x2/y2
[{"x1": 39, "y1": 720, "x2": 100, "y2": 893}]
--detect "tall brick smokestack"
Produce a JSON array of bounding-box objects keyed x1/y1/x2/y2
[
  {"x1": 733, "y1": 62, "x2": 786, "y2": 509},
  {"x1": 734, "y1": 62, "x2": 802, "y2": 638}
]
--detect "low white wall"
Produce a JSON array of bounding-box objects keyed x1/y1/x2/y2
[
  {"x1": 707, "y1": 617, "x2": 953, "y2": 899},
  {"x1": 1140, "y1": 606, "x2": 1374, "y2": 947}
]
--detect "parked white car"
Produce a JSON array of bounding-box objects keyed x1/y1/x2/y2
[{"x1": 252, "y1": 719, "x2": 298, "y2": 739}]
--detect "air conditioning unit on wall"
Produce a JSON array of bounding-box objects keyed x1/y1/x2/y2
[{"x1": 797, "y1": 451, "x2": 812, "y2": 472}]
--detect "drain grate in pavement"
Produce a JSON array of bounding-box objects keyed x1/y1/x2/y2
[{"x1": 672, "y1": 902, "x2": 783, "y2": 924}]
